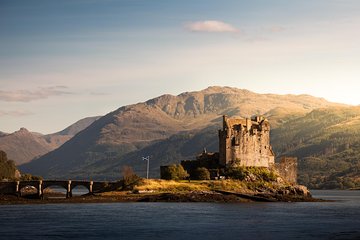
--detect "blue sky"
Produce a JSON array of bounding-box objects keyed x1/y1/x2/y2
[{"x1": 1, "y1": 0, "x2": 360, "y2": 133}]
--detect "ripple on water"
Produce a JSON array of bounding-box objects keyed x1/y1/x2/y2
[{"x1": 0, "y1": 190, "x2": 359, "y2": 240}]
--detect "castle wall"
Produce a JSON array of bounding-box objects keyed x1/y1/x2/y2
[{"x1": 219, "y1": 115, "x2": 275, "y2": 168}]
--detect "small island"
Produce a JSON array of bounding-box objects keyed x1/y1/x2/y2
[
  {"x1": 0, "y1": 169, "x2": 316, "y2": 204},
  {"x1": 1, "y1": 115, "x2": 319, "y2": 204}
]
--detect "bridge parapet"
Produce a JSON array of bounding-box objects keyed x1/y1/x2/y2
[{"x1": 0, "y1": 180, "x2": 113, "y2": 198}]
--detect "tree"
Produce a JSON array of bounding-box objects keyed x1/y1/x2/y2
[
  {"x1": 0, "y1": 150, "x2": 17, "y2": 180},
  {"x1": 121, "y1": 165, "x2": 142, "y2": 190},
  {"x1": 161, "y1": 164, "x2": 189, "y2": 180},
  {"x1": 193, "y1": 167, "x2": 210, "y2": 180},
  {"x1": 20, "y1": 173, "x2": 42, "y2": 181}
]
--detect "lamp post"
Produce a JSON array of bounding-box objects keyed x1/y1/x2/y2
[{"x1": 142, "y1": 156, "x2": 150, "y2": 179}]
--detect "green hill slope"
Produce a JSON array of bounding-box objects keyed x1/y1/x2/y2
[{"x1": 271, "y1": 106, "x2": 360, "y2": 189}]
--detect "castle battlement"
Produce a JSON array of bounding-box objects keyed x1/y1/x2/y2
[{"x1": 219, "y1": 115, "x2": 275, "y2": 167}]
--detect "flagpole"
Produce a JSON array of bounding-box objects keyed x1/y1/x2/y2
[
  {"x1": 142, "y1": 156, "x2": 150, "y2": 179},
  {"x1": 147, "y1": 157, "x2": 149, "y2": 179}
]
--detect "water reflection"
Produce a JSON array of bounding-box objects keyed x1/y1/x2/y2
[{"x1": 42, "y1": 186, "x2": 89, "y2": 199}]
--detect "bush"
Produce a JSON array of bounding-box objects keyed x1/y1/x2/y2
[
  {"x1": 161, "y1": 164, "x2": 189, "y2": 180},
  {"x1": 259, "y1": 168, "x2": 278, "y2": 182},
  {"x1": 226, "y1": 166, "x2": 278, "y2": 182},
  {"x1": 20, "y1": 174, "x2": 43, "y2": 181},
  {"x1": 121, "y1": 166, "x2": 142, "y2": 190},
  {"x1": 225, "y1": 167, "x2": 247, "y2": 180},
  {"x1": 193, "y1": 167, "x2": 210, "y2": 180},
  {"x1": 342, "y1": 178, "x2": 356, "y2": 189}
]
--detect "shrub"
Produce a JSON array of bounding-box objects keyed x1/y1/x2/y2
[
  {"x1": 161, "y1": 164, "x2": 189, "y2": 180},
  {"x1": 121, "y1": 166, "x2": 142, "y2": 190},
  {"x1": 225, "y1": 167, "x2": 247, "y2": 180},
  {"x1": 193, "y1": 167, "x2": 210, "y2": 180},
  {"x1": 226, "y1": 166, "x2": 278, "y2": 182},
  {"x1": 20, "y1": 174, "x2": 43, "y2": 181}
]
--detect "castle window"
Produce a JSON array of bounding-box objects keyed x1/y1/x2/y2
[{"x1": 231, "y1": 137, "x2": 239, "y2": 146}]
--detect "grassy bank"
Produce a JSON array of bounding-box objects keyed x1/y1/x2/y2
[{"x1": 99, "y1": 177, "x2": 311, "y2": 199}]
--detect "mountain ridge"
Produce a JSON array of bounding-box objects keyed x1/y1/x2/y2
[
  {"x1": 0, "y1": 116, "x2": 101, "y2": 165},
  {"x1": 19, "y1": 86, "x2": 345, "y2": 180}
]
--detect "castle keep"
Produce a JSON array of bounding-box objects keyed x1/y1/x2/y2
[
  {"x1": 219, "y1": 115, "x2": 275, "y2": 168},
  {"x1": 161, "y1": 115, "x2": 296, "y2": 183}
]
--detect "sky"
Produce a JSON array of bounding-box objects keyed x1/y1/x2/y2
[{"x1": 1, "y1": 0, "x2": 360, "y2": 134}]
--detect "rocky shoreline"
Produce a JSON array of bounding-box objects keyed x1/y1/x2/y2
[
  {"x1": 0, "y1": 177, "x2": 324, "y2": 205},
  {"x1": 0, "y1": 189, "x2": 322, "y2": 205}
]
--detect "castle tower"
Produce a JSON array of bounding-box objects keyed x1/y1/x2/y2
[{"x1": 218, "y1": 115, "x2": 275, "y2": 167}]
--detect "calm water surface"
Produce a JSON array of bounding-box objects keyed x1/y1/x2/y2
[{"x1": 0, "y1": 190, "x2": 359, "y2": 240}]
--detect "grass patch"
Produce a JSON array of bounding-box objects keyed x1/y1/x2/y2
[
  {"x1": 100, "y1": 176, "x2": 294, "y2": 196},
  {"x1": 134, "y1": 179, "x2": 210, "y2": 193},
  {"x1": 133, "y1": 179, "x2": 270, "y2": 193}
]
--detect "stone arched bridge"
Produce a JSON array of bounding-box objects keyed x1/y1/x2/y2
[{"x1": 0, "y1": 180, "x2": 112, "y2": 198}]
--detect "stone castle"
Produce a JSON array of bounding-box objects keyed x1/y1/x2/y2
[
  {"x1": 161, "y1": 115, "x2": 297, "y2": 183},
  {"x1": 219, "y1": 115, "x2": 275, "y2": 168}
]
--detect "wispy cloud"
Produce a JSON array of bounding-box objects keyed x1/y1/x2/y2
[
  {"x1": 0, "y1": 86, "x2": 71, "y2": 102},
  {"x1": 267, "y1": 26, "x2": 286, "y2": 33},
  {"x1": 90, "y1": 92, "x2": 109, "y2": 96},
  {"x1": 185, "y1": 20, "x2": 239, "y2": 33},
  {"x1": 0, "y1": 110, "x2": 33, "y2": 117}
]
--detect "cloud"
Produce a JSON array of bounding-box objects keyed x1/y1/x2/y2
[
  {"x1": 90, "y1": 92, "x2": 109, "y2": 96},
  {"x1": 268, "y1": 26, "x2": 286, "y2": 33},
  {"x1": 0, "y1": 86, "x2": 71, "y2": 102},
  {"x1": 185, "y1": 20, "x2": 239, "y2": 33},
  {"x1": 0, "y1": 110, "x2": 33, "y2": 117}
]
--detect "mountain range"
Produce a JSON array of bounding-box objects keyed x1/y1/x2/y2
[
  {"x1": 18, "y1": 86, "x2": 357, "y2": 188},
  {"x1": 0, "y1": 116, "x2": 100, "y2": 165}
]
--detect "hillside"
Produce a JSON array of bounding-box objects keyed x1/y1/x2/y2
[
  {"x1": 0, "y1": 131, "x2": 7, "y2": 137},
  {"x1": 0, "y1": 128, "x2": 54, "y2": 165},
  {"x1": 271, "y1": 106, "x2": 360, "y2": 189},
  {"x1": 19, "y1": 86, "x2": 343, "y2": 180},
  {"x1": 43, "y1": 116, "x2": 101, "y2": 148},
  {"x1": 0, "y1": 116, "x2": 100, "y2": 165}
]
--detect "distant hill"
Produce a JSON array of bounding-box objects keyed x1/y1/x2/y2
[
  {"x1": 0, "y1": 131, "x2": 7, "y2": 137},
  {"x1": 271, "y1": 106, "x2": 360, "y2": 189},
  {"x1": 43, "y1": 116, "x2": 101, "y2": 148},
  {"x1": 0, "y1": 116, "x2": 100, "y2": 165},
  {"x1": 19, "y1": 86, "x2": 343, "y2": 180},
  {"x1": 52, "y1": 116, "x2": 103, "y2": 136},
  {"x1": 0, "y1": 128, "x2": 54, "y2": 165}
]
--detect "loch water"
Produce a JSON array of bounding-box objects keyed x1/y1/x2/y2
[{"x1": 0, "y1": 190, "x2": 359, "y2": 240}]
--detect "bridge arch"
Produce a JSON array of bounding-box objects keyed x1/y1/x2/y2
[
  {"x1": 18, "y1": 181, "x2": 42, "y2": 197},
  {"x1": 71, "y1": 185, "x2": 90, "y2": 196},
  {"x1": 42, "y1": 181, "x2": 68, "y2": 190},
  {"x1": 42, "y1": 183, "x2": 68, "y2": 198},
  {"x1": 70, "y1": 181, "x2": 94, "y2": 196},
  {"x1": 0, "y1": 180, "x2": 105, "y2": 198}
]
